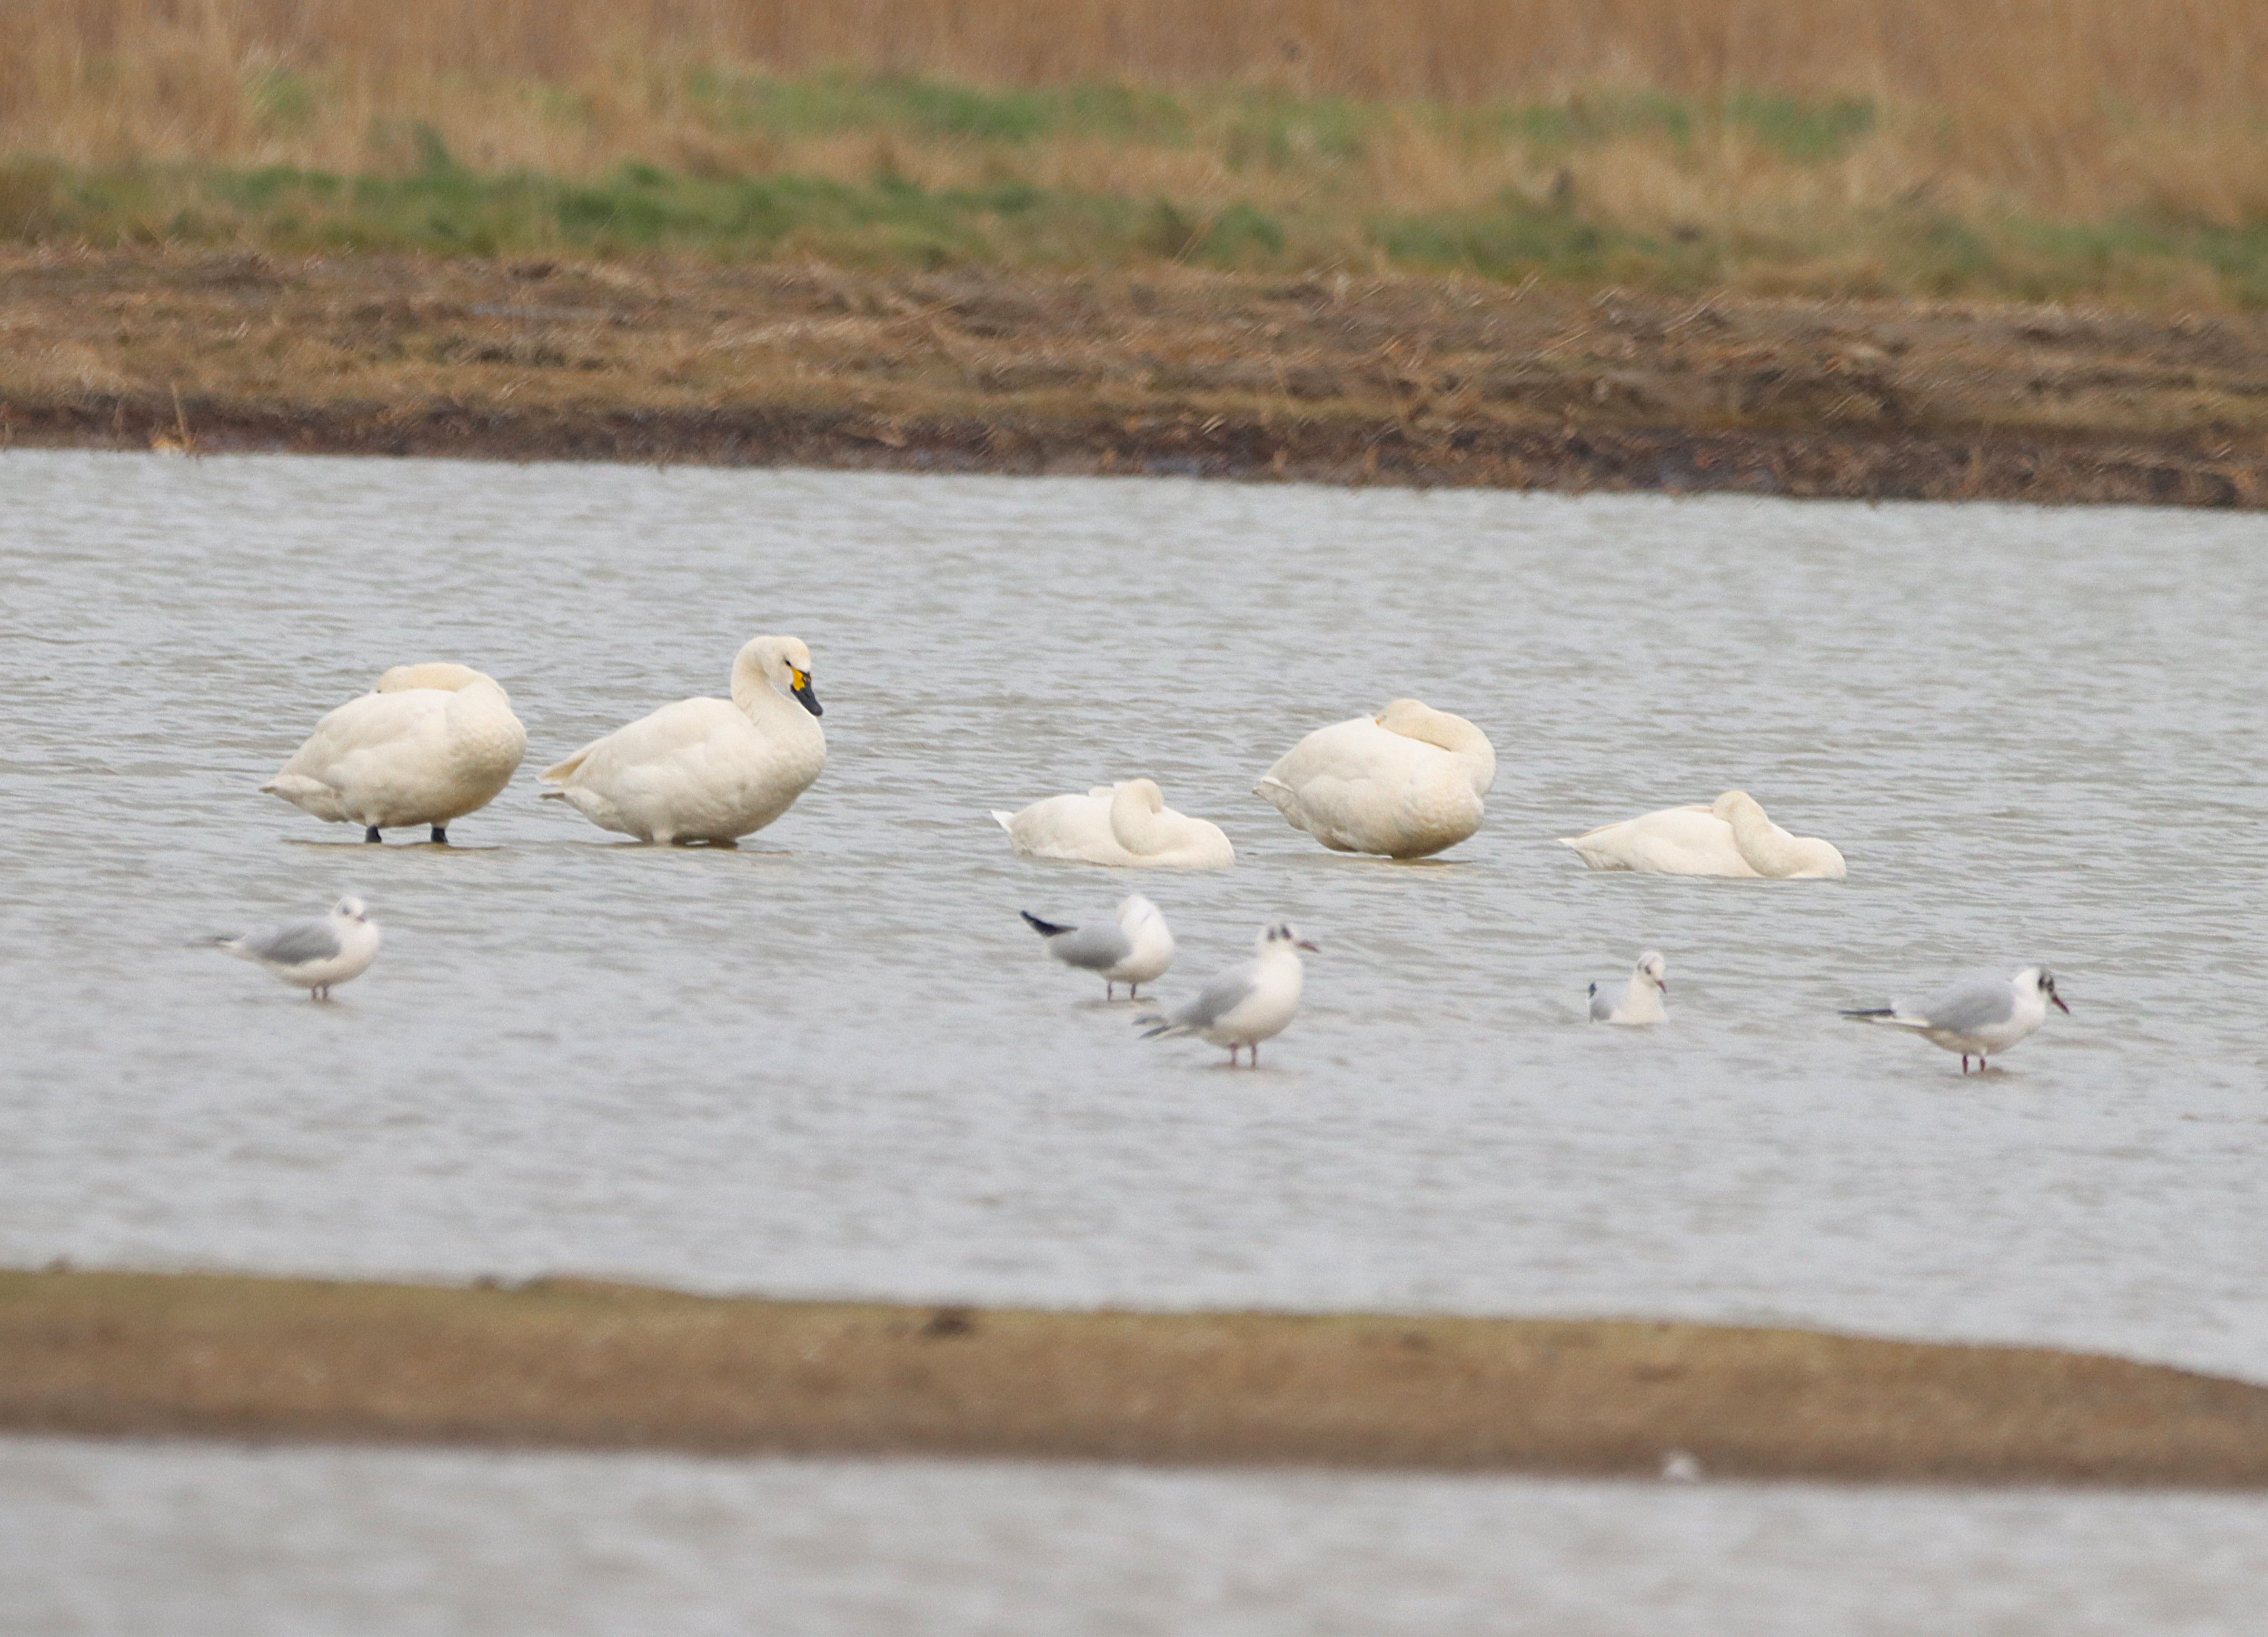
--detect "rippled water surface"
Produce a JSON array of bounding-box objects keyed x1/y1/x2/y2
[
  {"x1": 5, "y1": 450, "x2": 2268, "y2": 1368},
  {"x1": 8, "y1": 1439, "x2": 2267, "y2": 1637},
  {"x1": 8, "y1": 451, "x2": 2268, "y2": 1624}
]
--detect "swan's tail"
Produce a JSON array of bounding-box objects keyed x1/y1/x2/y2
[
  {"x1": 1253, "y1": 776, "x2": 1292, "y2": 799},
  {"x1": 990, "y1": 809, "x2": 1018, "y2": 833},
  {"x1": 539, "y1": 744, "x2": 597, "y2": 784},
  {"x1": 1020, "y1": 910, "x2": 1073, "y2": 938}
]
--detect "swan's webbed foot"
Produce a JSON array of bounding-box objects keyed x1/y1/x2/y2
[
  {"x1": 429, "y1": 825, "x2": 448, "y2": 845},
  {"x1": 364, "y1": 826, "x2": 383, "y2": 844}
]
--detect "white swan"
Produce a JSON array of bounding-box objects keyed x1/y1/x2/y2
[
  {"x1": 1254, "y1": 699, "x2": 1496, "y2": 859},
  {"x1": 262, "y1": 663, "x2": 527, "y2": 844},
  {"x1": 539, "y1": 636, "x2": 825, "y2": 845},
  {"x1": 990, "y1": 779, "x2": 1233, "y2": 868},
  {"x1": 1559, "y1": 790, "x2": 1845, "y2": 878}
]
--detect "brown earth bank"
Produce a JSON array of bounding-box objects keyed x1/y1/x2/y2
[
  {"x1": 7, "y1": 1268, "x2": 2268, "y2": 1485},
  {"x1": 8, "y1": 249, "x2": 2268, "y2": 508}
]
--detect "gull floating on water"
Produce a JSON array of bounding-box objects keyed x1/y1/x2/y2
[
  {"x1": 206, "y1": 895, "x2": 381, "y2": 1000},
  {"x1": 1138, "y1": 922, "x2": 1316, "y2": 1067},
  {"x1": 1843, "y1": 966, "x2": 2069, "y2": 1072},
  {"x1": 1590, "y1": 950, "x2": 1669, "y2": 1024},
  {"x1": 1020, "y1": 895, "x2": 1175, "y2": 1000}
]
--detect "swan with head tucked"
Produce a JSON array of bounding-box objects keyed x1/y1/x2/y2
[
  {"x1": 262, "y1": 663, "x2": 527, "y2": 844},
  {"x1": 538, "y1": 636, "x2": 825, "y2": 845},
  {"x1": 1254, "y1": 699, "x2": 1496, "y2": 859},
  {"x1": 1559, "y1": 790, "x2": 1844, "y2": 878},
  {"x1": 990, "y1": 779, "x2": 1233, "y2": 868}
]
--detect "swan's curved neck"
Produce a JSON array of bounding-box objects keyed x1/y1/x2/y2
[
  {"x1": 1110, "y1": 785, "x2": 1166, "y2": 854},
  {"x1": 1383, "y1": 706, "x2": 1495, "y2": 790},
  {"x1": 1723, "y1": 801, "x2": 1803, "y2": 877},
  {"x1": 731, "y1": 651, "x2": 793, "y2": 721}
]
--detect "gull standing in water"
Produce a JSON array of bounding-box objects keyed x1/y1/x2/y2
[
  {"x1": 206, "y1": 896, "x2": 381, "y2": 1000},
  {"x1": 1138, "y1": 922, "x2": 1316, "y2": 1067},
  {"x1": 1020, "y1": 895, "x2": 1175, "y2": 1000},
  {"x1": 1844, "y1": 966, "x2": 2069, "y2": 1072},
  {"x1": 1590, "y1": 950, "x2": 1669, "y2": 1024}
]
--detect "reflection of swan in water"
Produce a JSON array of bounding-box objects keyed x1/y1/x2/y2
[
  {"x1": 991, "y1": 779, "x2": 1234, "y2": 868},
  {"x1": 1254, "y1": 699, "x2": 1496, "y2": 859},
  {"x1": 539, "y1": 636, "x2": 825, "y2": 845},
  {"x1": 262, "y1": 663, "x2": 527, "y2": 844},
  {"x1": 1560, "y1": 790, "x2": 1845, "y2": 878}
]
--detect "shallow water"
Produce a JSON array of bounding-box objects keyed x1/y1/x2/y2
[
  {"x1": 7, "y1": 1438, "x2": 2267, "y2": 1637},
  {"x1": 4, "y1": 450, "x2": 2268, "y2": 1377}
]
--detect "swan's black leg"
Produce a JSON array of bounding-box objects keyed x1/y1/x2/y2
[
  {"x1": 1106, "y1": 981, "x2": 1115, "y2": 1001},
  {"x1": 430, "y1": 825, "x2": 448, "y2": 845},
  {"x1": 364, "y1": 826, "x2": 382, "y2": 844}
]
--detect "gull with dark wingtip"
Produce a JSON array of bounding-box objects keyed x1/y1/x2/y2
[
  {"x1": 1021, "y1": 895, "x2": 1174, "y2": 1000},
  {"x1": 1844, "y1": 966, "x2": 2069, "y2": 1072}
]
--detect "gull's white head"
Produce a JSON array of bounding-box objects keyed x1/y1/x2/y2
[
  {"x1": 1257, "y1": 921, "x2": 1320, "y2": 954},
  {"x1": 1116, "y1": 894, "x2": 1163, "y2": 928},
  {"x1": 1636, "y1": 950, "x2": 1668, "y2": 992},
  {"x1": 331, "y1": 895, "x2": 371, "y2": 922},
  {"x1": 2019, "y1": 966, "x2": 2071, "y2": 1013}
]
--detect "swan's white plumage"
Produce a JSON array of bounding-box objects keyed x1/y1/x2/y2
[
  {"x1": 1559, "y1": 790, "x2": 1845, "y2": 879},
  {"x1": 1254, "y1": 699, "x2": 1495, "y2": 859},
  {"x1": 539, "y1": 636, "x2": 825, "y2": 844},
  {"x1": 262, "y1": 663, "x2": 527, "y2": 835},
  {"x1": 991, "y1": 779, "x2": 1233, "y2": 868}
]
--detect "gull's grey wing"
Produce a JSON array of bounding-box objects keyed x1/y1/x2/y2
[
  {"x1": 1589, "y1": 981, "x2": 1613, "y2": 1021},
  {"x1": 1915, "y1": 973, "x2": 2016, "y2": 1033},
  {"x1": 242, "y1": 918, "x2": 343, "y2": 967},
  {"x1": 1047, "y1": 922, "x2": 1133, "y2": 973},
  {"x1": 1173, "y1": 960, "x2": 1261, "y2": 1029}
]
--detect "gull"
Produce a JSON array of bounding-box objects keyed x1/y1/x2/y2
[
  {"x1": 206, "y1": 896, "x2": 381, "y2": 1000},
  {"x1": 1590, "y1": 950, "x2": 1668, "y2": 1024},
  {"x1": 1843, "y1": 966, "x2": 2068, "y2": 1072},
  {"x1": 1138, "y1": 922, "x2": 1316, "y2": 1067},
  {"x1": 1020, "y1": 895, "x2": 1174, "y2": 1000}
]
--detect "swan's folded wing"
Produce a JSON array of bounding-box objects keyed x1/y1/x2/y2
[{"x1": 275, "y1": 689, "x2": 449, "y2": 780}]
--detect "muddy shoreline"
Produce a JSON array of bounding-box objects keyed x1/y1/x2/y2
[
  {"x1": 7, "y1": 250, "x2": 2268, "y2": 506},
  {"x1": 8, "y1": 1269, "x2": 2268, "y2": 1485}
]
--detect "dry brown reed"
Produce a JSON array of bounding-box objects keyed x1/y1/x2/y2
[{"x1": 7, "y1": 0, "x2": 2268, "y2": 284}]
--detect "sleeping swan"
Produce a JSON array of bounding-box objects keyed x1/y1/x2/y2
[
  {"x1": 991, "y1": 779, "x2": 1234, "y2": 868},
  {"x1": 1559, "y1": 790, "x2": 1845, "y2": 878},
  {"x1": 539, "y1": 636, "x2": 825, "y2": 845},
  {"x1": 262, "y1": 663, "x2": 527, "y2": 844},
  {"x1": 1254, "y1": 699, "x2": 1496, "y2": 859}
]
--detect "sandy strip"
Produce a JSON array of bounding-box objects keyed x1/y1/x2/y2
[{"x1": 5, "y1": 1269, "x2": 2266, "y2": 1485}]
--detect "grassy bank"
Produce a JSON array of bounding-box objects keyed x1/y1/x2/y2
[
  {"x1": 8, "y1": 1267, "x2": 2268, "y2": 1483},
  {"x1": 10, "y1": 3, "x2": 2268, "y2": 307}
]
